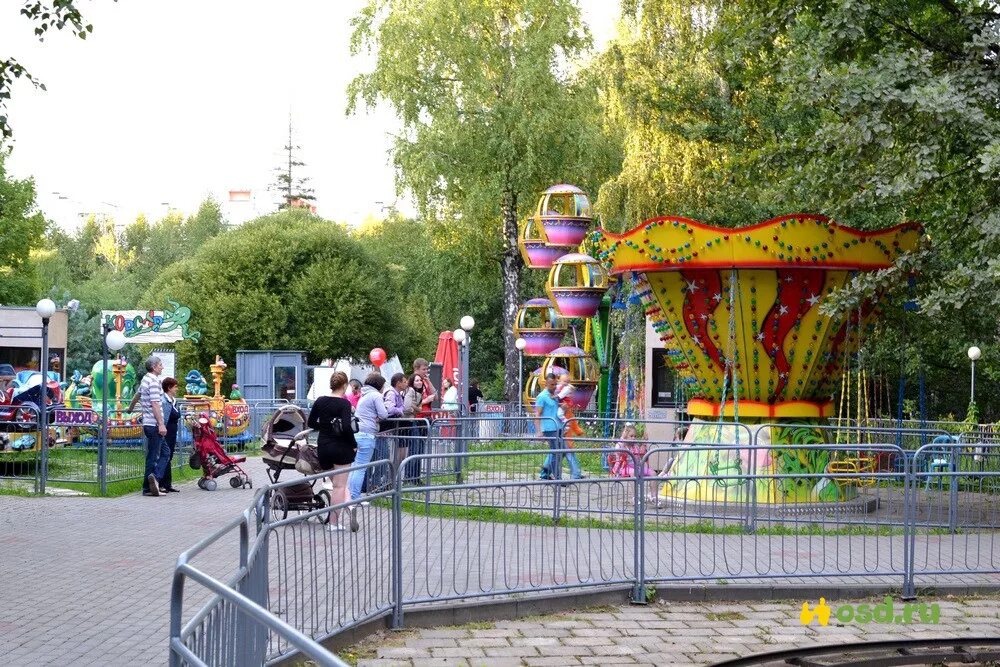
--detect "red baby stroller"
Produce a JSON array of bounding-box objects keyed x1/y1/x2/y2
[{"x1": 189, "y1": 412, "x2": 253, "y2": 491}]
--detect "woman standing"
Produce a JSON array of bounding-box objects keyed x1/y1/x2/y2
[
  {"x1": 402, "y1": 374, "x2": 427, "y2": 482},
  {"x1": 348, "y1": 373, "x2": 388, "y2": 503},
  {"x1": 441, "y1": 377, "x2": 459, "y2": 412},
  {"x1": 160, "y1": 377, "x2": 181, "y2": 492},
  {"x1": 307, "y1": 371, "x2": 357, "y2": 531}
]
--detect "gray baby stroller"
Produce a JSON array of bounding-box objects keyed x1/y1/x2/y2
[{"x1": 260, "y1": 404, "x2": 332, "y2": 520}]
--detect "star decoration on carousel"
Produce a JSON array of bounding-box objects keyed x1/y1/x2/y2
[
  {"x1": 807, "y1": 293, "x2": 821, "y2": 306},
  {"x1": 779, "y1": 305, "x2": 789, "y2": 315},
  {"x1": 712, "y1": 292, "x2": 722, "y2": 302},
  {"x1": 685, "y1": 280, "x2": 700, "y2": 293},
  {"x1": 755, "y1": 332, "x2": 765, "y2": 342}
]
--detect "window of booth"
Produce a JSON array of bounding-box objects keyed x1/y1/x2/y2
[
  {"x1": 0, "y1": 347, "x2": 65, "y2": 377},
  {"x1": 651, "y1": 348, "x2": 676, "y2": 408},
  {"x1": 273, "y1": 366, "x2": 297, "y2": 400}
]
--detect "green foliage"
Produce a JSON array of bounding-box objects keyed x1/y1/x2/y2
[
  {"x1": 349, "y1": 0, "x2": 620, "y2": 397},
  {"x1": 0, "y1": 151, "x2": 45, "y2": 304},
  {"x1": 2, "y1": 1, "x2": 108, "y2": 139},
  {"x1": 143, "y1": 210, "x2": 426, "y2": 374}
]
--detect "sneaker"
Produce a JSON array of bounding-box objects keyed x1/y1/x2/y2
[
  {"x1": 325, "y1": 523, "x2": 346, "y2": 532},
  {"x1": 141, "y1": 490, "x2": 159, "y2": 497},
  {"x1": 358, "y1": 500, "x2": 371, "y2": 507},
  {"x1": 147, "y1": 474, "x2": 161, "y2": 496},
  {"x1": 349, "y1": 507, "x2": 360, "y2": 532}
]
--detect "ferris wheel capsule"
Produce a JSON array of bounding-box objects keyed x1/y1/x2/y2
[
  {"x1": 531, "y1": 184, "x2": 594, "y2": 248},
  {"x1": 513, "y1": 298, "x2": 567, "y2": 357},
  {"x1": 545, "y1": 253, "x2": 609, "y2": 318}
]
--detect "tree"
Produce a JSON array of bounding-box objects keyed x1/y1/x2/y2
[
  {"x1": 349, "y1": 0, "x2": 618, "y2": 399},
  {"x1": 142, "y1": 210, "x2": 427, "y2": 374},
  {"x1": 2, "y1": 1, "x2": 109, "y2": 139},
  {"x1": 0, "y1": 149, "x2": 45, "y2": 304},
  {"x1": 270, "y1": 117, "x2": 315, "y2": 211}
]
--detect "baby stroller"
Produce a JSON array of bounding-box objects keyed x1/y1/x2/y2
[
  {"x1": 190, "y1": 412, "x2": 253, "y2": 491},
  {"x1": 261, "y1": 404, "x2": 331, "y2": 520}
]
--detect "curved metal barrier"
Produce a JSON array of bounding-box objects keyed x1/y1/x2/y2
[{"x1": 170, "y1": 418, "x2": 1000, "y2": 666}]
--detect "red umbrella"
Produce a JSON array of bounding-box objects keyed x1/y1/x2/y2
[{"x1": 434, "y1": 331, "x2": 461, "y2": 385}]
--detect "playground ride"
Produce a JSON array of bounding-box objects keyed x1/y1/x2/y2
[
  {"x1": 517, "y1": 185, "x2": 609, "y2": 410},
  {"x1": 539, "y1": 346, "x2": 600, "y2": 409},
  {"x1": 513, "y1": 298, "x2": 567, "y2": 357},
  {"x1": 546, "y1": 253, "x2": 609, "y2": 319},
  {"x1": 592, "y1": 214, "x2": 922, "y2": 503},
  {"x1": 519, "y1": 218, "x2": 575, "y2": 269},
  {"x1": 0, "y1": 368, "x2": 61, "y2": 452},
  {"x1": 59, "y1": 354, "x2": 250, "y2": 446}
]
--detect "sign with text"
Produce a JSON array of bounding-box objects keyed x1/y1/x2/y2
[
  {"x1": 101, "y1": 300, "x2": 200, "y2": 343},
  {"x1": 51, "y1": 408, "x2": 99, "y2": 427}
]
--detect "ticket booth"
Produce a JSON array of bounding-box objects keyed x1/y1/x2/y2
[{"x1": 236, "y1": 350, "x2": 309, "y2": 403}]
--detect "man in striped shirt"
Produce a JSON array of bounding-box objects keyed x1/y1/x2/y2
[{"x1": 130, "y1": 356, "x2": 170, "y2": 496}]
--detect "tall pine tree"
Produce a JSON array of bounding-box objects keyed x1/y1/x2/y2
[{"x1": 271, "y1": 117, "x2": 315, "y2": 211}]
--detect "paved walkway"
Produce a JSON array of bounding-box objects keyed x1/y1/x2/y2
[
  {"x1": 346, "y1": 596, "x2": 1000, "y2": 666},
  {"x1": 0, "y1": 458, "x2": 263, "y2": 667}
]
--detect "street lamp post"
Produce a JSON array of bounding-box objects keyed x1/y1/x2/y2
[
  {"x1": 35, "y1": 298, "x2": 56, "y2": 494},
  {"x1": 459, "y1": 316, "x2": 475, "y2": 416},
  {"x1": 101, "y1": 324, "x2": 127, "y2": 494},
  {"x1": 453, "y1": 328, "x2": 467, "y2": 416},
  {"x1": 515, "y1": 337, "x2": 527, "y2": 415},
  {"x1": 969, "y1": 346, "x2": 982, "y2": 408}
]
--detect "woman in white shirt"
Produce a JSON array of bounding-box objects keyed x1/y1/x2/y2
[{"x1": 441, "y1": 377, "x2": 459, "y2": 412}]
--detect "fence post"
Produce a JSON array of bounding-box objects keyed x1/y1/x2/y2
[
  {"x1": 632, "y1": 448, "x2": 645, "y2": 603},
  {"x1": 948, "y1": 438, "x2": 959, "y2": 534},
  {"x1": 901, "y1": 449, "x2": 917, "y2": 600},
  {"x1": 233, "y1": 516, "x2": 252, "y2": 666},
  {"x1": 745, "y1": 425, "x2": 757, "y2": 534},
  {"x1": 391, "y1": 465, "x2": 404, "y2": 629},
  {"x1": 551, "y1": 431, "x2": 562, "y2": 524}
]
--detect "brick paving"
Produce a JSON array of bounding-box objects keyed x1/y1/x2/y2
[
  {"x1": 0, "y1": 457, "x2": 263, "y2": 667},
  {"x1": 345, "y1": 596, "x2": 1000, "y2": 666}
]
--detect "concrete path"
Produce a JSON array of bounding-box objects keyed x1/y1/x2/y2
[
  {"x1": 0, "y1": 458, "x2": 263, "y2": 667},
  {"x1": 346, "y1": 595, "x2": 1000, "y2": 666}
]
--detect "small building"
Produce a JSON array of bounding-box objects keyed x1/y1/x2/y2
[
  {"x1": 236, "y1": 350, "x2": 310, "y2": 402},
  {"x1": 0, "y1": 306, "x2": 69, "y2": 379}
]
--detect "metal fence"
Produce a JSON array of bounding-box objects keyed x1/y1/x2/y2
[
  {"x1": 170, "y1": 416, "x2": 1000, "y2": 666},
  {"x1": 0, "y1": 398, "x2": 288, "y2": 493}
]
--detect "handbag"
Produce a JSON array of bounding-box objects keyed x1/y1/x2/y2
[{"x1": 329, "y1": 414, "x2": 360, "y2": 436}]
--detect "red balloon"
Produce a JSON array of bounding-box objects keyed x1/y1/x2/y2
[{"x1": 369, "y1": 348, "x2": 387, "y2": 366}]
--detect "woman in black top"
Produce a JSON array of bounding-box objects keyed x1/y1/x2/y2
[{"x1": 307, "y1": 371, "x2": 356, "y2": 530}]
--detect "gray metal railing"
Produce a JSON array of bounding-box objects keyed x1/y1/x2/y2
[
  {"x1": 0, "y1": 399, "x2": 290, "y2": 493},
  {"x1": 170, "y1": 416, "x2": 1000, "y2": 666}
]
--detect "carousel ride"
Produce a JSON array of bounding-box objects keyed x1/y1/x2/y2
[
  {"x1": 592, "y1": 214, "x2": 922, "y2": 503},
  {"x1": 61, "y1": 354, "x2": 250, "y2": 446}
]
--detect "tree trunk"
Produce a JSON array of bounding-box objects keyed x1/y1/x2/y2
[{"x1": 501, "y1": 189, "x2": 522, "y2": 402}]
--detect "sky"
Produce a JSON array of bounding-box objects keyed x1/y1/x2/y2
[{"x1": 2, "y1": 0, "x2": 621, "y2": 231}]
